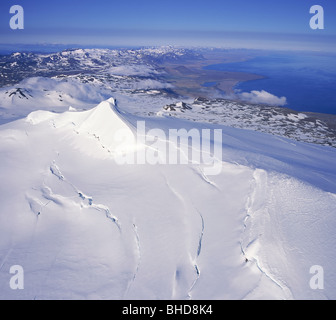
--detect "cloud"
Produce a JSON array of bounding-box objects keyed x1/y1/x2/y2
[
  {"x1": 132, "y1": 79, "x2": 173, "y2": 90},
  {"x1": 238, "y1": 90, "x2": 287, "y2": 106},
  {"x1": 108, "y1": 65, "x2": 158, "y2": 76}
]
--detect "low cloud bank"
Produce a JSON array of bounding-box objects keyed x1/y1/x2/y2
[{"x1": 237, "y1": 90, "x2": 287, "y2": 106}]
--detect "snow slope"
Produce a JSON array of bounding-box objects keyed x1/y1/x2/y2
[{"x1": 0, "y1": 98, "x2": 335, "y2": 300}]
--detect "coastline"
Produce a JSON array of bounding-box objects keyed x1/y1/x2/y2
[
  {"x1": 160, "y1": 52, "x2": 265, "y2": 98},
  {"x1": 157, "y1": 53, "x2": 336, "y2": 144}
]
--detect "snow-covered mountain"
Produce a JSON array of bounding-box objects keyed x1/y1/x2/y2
[
  {"x1": 0, "y1": 47, "x2": 202, "y2": 87},
  {"x1": 0, "y1": 96, "x2": 335, "y2": 300},
  {"x1": 0, "y1": 47, "x2": 336, "y2": 300}
]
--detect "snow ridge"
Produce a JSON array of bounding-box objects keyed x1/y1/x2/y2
[
  {"x1": 30, "y1": 159, "x2": 122, "y2": 232},
  {"x1": 161, "y1": 172, "x2": 205, "y2": 299},
  {"x1": 187, "y1": 208, "x2": 205, "y2": 300},
  {"x1": 241, "y1": 169, "x2": 293, "y2": 299},
  {"x1": 124, "y1": 222, "x2": 142, "y2": 298}
]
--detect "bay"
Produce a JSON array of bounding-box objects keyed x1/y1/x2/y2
[{"x1": 204, "y1": 51, "x2": 336, "y2": 114}]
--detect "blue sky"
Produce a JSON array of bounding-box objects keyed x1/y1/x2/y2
[{"x1": 0, "y1": 0, "x2": 336, "y2": 51}]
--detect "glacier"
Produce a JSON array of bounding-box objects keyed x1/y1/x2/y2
[{"x1": 0, "y1": 96, "x2": 335, "y2": 300}]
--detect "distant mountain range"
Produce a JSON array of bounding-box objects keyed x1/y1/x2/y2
[{"x1": 0, "y1": 47, "x2": 203, "y2": 87}]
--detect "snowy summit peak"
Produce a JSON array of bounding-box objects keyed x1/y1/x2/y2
[
  {"x1": 24, "y1": 97, "x2": 136, "y2": 159},
  {"x1": 70, "y1": 97, "x2": 135, "y2": 156},
  {"x1": 83, "y1": 97, "x2": 122, "y2": 128}
]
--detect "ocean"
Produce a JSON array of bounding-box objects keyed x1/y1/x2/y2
[{"x1": 204, "y1": 51, "x2": 336, "y2": 115}]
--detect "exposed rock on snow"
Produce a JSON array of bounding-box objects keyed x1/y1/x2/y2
[{"x1": 163, "y1": 101, "x2": 192, "y2": 112}]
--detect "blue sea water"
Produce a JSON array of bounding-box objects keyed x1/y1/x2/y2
[{"x1": 204, "y1": 52, "x2": 336, "y2": 115}]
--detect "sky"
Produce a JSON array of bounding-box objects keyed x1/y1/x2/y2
[{"x1": 0, "y1": 0, "x2": 336, "y2": 51}]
